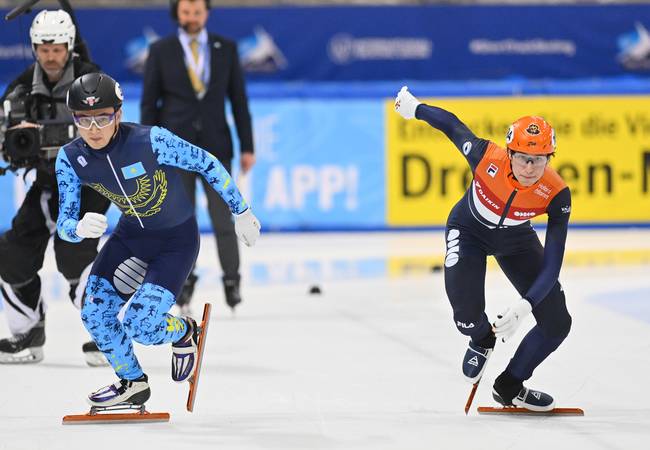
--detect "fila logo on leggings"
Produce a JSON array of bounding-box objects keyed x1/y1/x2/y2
[
  {"x1": 113, "y1": 257, "x2": 148, "y2": 295},
  {"x1": 445, "y1": 229, "x2": 460, "y2": 268}
]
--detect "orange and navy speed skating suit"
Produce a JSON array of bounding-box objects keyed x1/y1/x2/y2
[{"x1": 415, "y1": 104, "x2": 572, "y2": 382}]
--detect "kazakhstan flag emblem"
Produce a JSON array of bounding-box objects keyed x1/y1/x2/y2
[{"x1": 121, "y1": 162, "x2": 146, "y2": 180}]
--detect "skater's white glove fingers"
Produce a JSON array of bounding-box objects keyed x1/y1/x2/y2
[
  {"x1": 83, "y1": 212, "x2": 108, "y2": 225},
  {"x1": 394, "y1": 85, "x2": 420, "y2": 120},
  {"x1": 494, "y1": 322, "x2": 516, "y2": 343},
  {"x1": 493, "y1": 298, "x2": 532, "y2": 343},
  {"x1": 235, "y1": 208, "x2": 261, "y2": 247},
  {"x1": 76, "y1": 212, "x2": 108, "y2": 239}
]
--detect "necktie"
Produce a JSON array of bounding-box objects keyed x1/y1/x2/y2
[{"x1": 187, "y1": 39, "x2": 205, "y2": 95}]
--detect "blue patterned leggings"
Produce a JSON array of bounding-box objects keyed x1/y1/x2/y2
[
  {"x1": 81, "y1": 217, "x2": 200, "y2": 380},
  {"x1": 82, "y1": 276, "x2": 187, "y2": 380}
]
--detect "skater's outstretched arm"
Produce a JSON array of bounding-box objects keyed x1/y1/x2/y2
[
  {"x1": 394, "y1": 86, "x2": 488, "y2": 170},
  {"x1": 493, "y1": 187, "x2": 571, "y2": 342},
  {"x1": 149, "y1": 127, "x2": 260, "y2": 246},
  {"x1": 149, "y1": 127, "x2": 248, "y2": 215}
]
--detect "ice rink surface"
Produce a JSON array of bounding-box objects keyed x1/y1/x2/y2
[{"x1": 1, "y1": 229, "x2": 649, "y2": 450}]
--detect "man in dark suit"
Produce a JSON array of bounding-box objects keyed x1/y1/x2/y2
[{"x1": 141, "y1": 0, "x2": 255, "y2": 311}]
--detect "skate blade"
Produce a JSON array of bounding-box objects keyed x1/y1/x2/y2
[
  {"x1": 63, "y1": 409, "x2": 169, "y2": 424},
  {"x1": 186, "y1": 302, "x2": 211, "y2": 412},
  {"x1": 0, "y1": 347, "x2": 43, "y2": 364},
  {"x1": 477, "y1": 406, "x2": 584, "y2": 416},
  {"x1": 464, "y1": 381, "x2": 480, "y2": 415}
]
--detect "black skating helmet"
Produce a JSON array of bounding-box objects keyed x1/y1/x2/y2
[{"x1": 66, "y1": 73, "x2": 123, "y2": 111}]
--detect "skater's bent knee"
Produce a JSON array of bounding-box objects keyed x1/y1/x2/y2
[
  {"x1": 538, "y1": 310, "x2": 571, "y2": 341},
  {"x1": 534, "y1": 284, "x2": 571, "y2": 340},
  {"x1": 122, "y1": 307, "x2": 160, "y2": 341},
  {"x1": 550, "y1": 312, "x2": 571, "y2": 340}
]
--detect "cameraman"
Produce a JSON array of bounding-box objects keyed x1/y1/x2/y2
[{"x1": 0, "y1": 10, "x2": 110, "y2": 365}]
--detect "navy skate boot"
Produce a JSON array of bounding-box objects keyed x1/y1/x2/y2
[
  {"x1": 493, "y1": 371, "x2": 555, "y2": 412},
  {"x1": 0, "y1": 319, "x2": 45, "y2": 364},
  {"x1": 171, "y1": 317, "x2": 198, "y2": 382},
  {"x1": 87, "y1": 374, "x2": 150, "y2": 408},
  {"x1": 462, "y1": 336, "x2": 494, "y2": 383}
]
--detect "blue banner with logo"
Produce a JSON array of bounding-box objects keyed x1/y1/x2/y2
[{"x1": 1, "y1": 5, "x2": 650, "y2": 83}]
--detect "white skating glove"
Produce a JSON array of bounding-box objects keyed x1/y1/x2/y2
[
  {"x1": 75, "y1": 212, "x2": 108, "y2": 239},
  {"x1": 493, "y1": 298, "x2": 532, "y2": 343},
  {"x1": 394, "y1": 85, "x2": 421, "y2": 120},
  {"x1": 234, "y1": 208, "x2": 261, "y2": 247}
]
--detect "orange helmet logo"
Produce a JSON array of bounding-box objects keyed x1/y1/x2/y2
[
  {"x1": 506, "y1": 116, "x2": 556, "y2": 155},
  {"x1": 525, "y1": 124, "x2": 540, "y2": 135}
]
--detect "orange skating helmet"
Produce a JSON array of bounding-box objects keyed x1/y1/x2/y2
[{"x1": 505, "y1": 116, "x2": 556, "y2": 155}]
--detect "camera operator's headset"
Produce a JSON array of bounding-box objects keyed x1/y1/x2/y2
[
  {"x1": 4, "y1": 0, "x2": 92, "y2": 63},
  {"x1": 170, "y1": 0, "x2": 211, "y2": 21}
]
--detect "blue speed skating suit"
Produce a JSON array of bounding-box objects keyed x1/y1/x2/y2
[{"x1": 56, "y1": 123, "x2": 248, "y2": 380}]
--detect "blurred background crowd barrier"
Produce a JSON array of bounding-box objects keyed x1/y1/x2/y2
[{"x1": 1, "y1": 1, "x2": 649, "y2": 231}]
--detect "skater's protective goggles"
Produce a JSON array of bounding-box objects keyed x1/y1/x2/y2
[
  {"x1": 509, "y1": 151, "x2": 549, "y2": 168},
  {"x1": 72, "y1": 112, "x2": 116, "y2": 130}
]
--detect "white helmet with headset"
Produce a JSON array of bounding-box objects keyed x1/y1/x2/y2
[{"x1": 29, "y1": 9, "x2": 76, "y2": 52}]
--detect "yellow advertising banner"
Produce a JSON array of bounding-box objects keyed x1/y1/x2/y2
[{"x1": 385, "y1": 96, "x2": 650, "y2": 226}]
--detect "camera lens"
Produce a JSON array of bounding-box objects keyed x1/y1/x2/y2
[{"x1": 7, "y1": 128, "x2": 39, "y2": 159}]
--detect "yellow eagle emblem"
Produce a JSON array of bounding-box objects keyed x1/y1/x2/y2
[{"x1": 90, "y1": 169, "x2": 168, "y2": 218}]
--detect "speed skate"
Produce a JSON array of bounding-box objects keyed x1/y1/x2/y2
[
  {"x1": 466, "y1": 375, "x2": 584, "y2": 416},
  {"x1": 62, "y1": 303, "x2": 212, "y2": 424},
  {"x1": 464, "y1": 377, "x2": 584, "y2": 416}
]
